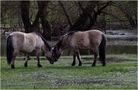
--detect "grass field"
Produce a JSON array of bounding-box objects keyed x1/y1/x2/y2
[{"x1": 1, "y1": 54, "x2": 137, "y2": 89}]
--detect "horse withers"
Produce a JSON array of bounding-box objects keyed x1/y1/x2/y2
[
  {"x1": 6, "y1": 31, "x2": 54, "y2": 69},
  {"x1": 52, "y1": 30, "x2": 106, "y2": 66}
]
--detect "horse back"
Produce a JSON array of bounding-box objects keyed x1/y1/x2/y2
[
  {"x1": 9, "y1": 32, "x2": 44, "y2": 53},
  {"x1": 70, "y1": 30, "x2": 103, "y2": 49}
]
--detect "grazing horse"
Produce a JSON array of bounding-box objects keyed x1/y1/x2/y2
[
  {"x1": 6, "y1": 31, "x2": 54, "y2": 69},
  {"x1": 52, "y1": 30, "x2": 106, "y2": 66}
]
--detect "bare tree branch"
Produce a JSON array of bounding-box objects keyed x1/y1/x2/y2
[
  {"x1": 59, "y1": 1, "x2": 72, "y2": 27},
  {"x1": 37, "y1": 1, "x2": 51, "y2": 39},
  {"x1": 97, "y1": 1, "x2": 112, "y2": 15}
]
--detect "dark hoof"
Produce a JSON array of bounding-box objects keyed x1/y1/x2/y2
[
  {"x1": 102, "y1": 64, "x2": 106, "y2": 66},
  {"x1": 50, "y1": 62, "x2": 54, "y2": 64},
  {"x1": 71, "y1": 63, "x2": 76, "y2": 66},
  {"x1": 78, "y1": 63, "x2": 82, "y2": 66},
  {"x1": 11, "y1": 65, "x2": 15, "y2": 69},
  {"x1": 24, "y1": 63, "x2": 28, "y2": 67},
  {"x1": 37, "y1": 64, "x2": 42, "y2": 67},
  {"x1": 28, "y1": 57, "x2": 31, "y2": 60},
  {"x1": 92, "y1": 64, "x2": 96, "y2": 67}
]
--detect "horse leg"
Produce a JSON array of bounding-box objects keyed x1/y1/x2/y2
[
  {"x1": 36, "y1": 50, "x2": 42, "y2": 67},
  {"x1": 99, "y1": 52, "x2": 106, "y2": 66},
  {"x1": 24, "y1": 60, "x2": 28, "y2": 67},
  {"x1": 27, "y1": 55, "x2": 30, "y2": 60},
  {"x1": 11, "y1": 53, "x2": 16, "y2": 69},
  {"x1": 72, "y1": 53, "x2": 76, "y2": 66},
  {"x1": 24, "y1": 54, "x2": 31, "y2": 67},
  {"x1": 36, "y1": 55, "x2": 42, "y2": 67},
  {"x1": 23, "y1": 54, "x2": 26, "y2": 60},
  {"x1": 76, "y1": 51, "x2": 82, "y2": 66},
  {"x1": 92, "y1": 49, "x2": 98, "y2": 66},
  {"x1": 24, "y1": 54, "x2": 28, "y2": 67},
  {"x1": 99, "y1": 49, "x2": 106, "y2": 66}
]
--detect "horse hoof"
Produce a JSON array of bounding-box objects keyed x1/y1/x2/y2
[
  {"x1": 102, "y1": 64, "x2": 106, "y2": 66},
  {"x1": 92, "y1": 64, "x2": 96, "y2": 67},
  {"x1": 37, "y1": 64, "x2": 42, "y2": 67},
  {"x1": 71, "y1": 63, "x2": 76, "y2": 66},
  {"x1": 24, "y1": 63, "x2": 28, "y2": 67},
  {"x1": 11, "y1": 65, "x2": 15, "y2": 69},
  {"x1": 78, "y1": 63, "x2": 82, "y2": 66}
]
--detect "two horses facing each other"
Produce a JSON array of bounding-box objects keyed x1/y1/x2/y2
[
  {"x1": 6, "y1": 29, "x2": 106, "y2": 69},
  {"x1": 52, "y1": 30, "x2": 106, "y2": 66},
  {"x1": 6, "y1": 31, "x2": 54, "y2": 69}
]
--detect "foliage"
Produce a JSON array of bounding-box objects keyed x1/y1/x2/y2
[
  {"x1": 112, "y1": 1, "x2": 137, "y2": 28},
  {"x1": 1, "y1": 1, "x2": 20, "y2": 27},
  {"x1": 1, "y1": 1, "x2": 137, "y2": 31}
]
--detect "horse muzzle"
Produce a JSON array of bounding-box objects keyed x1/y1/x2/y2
[
  {"x1": 54, "y1": 59, "x2": 58, "y2": 62},
  {"x1": 50, "y1": 61, "x2": 54, "y2": 64}
]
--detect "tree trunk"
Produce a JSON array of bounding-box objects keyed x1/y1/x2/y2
[
  {"x1": 69, "y1": 2, "x2": 97, "y2": 31},
  {"x1": 38, "y1": 1, "x2": 51, "y2": 40},
  {"x1": 20, "y1": 1, "x2": 51, "y2": 40},
  {"x1": 20, "y1": 1, "x2": 32, "y2": 33},
  {"x1": 59, "y1": 1, "x2": 72, "y2": 27},
  {"x1": 127, "y1": 15, "x2": 137, "y2": 28},
  {"x1": 69, "y1": 1, "x2": 110, "y2": 31}
]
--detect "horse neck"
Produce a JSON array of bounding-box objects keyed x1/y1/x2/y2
[
  {"x1": 60, "y1": 35, "x2": 71, "y2": 49},
  {"x1": 42, "y1": 45, "x2": 52, "y2": 59},
  {"x1": 43, "y1": 44, "x2": 51, "y2": 53},
  {"x1": 39, "y1": 35, "x2": 51, "y2": 53}
]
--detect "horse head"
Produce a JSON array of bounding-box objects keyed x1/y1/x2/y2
[
  {"x1": 45, "y1": 46, "x2": 55, "y2": 64},
  {"x1": 37, "y1": 33, "x2": 55, "y2": 64},
  {"x1": 51, "y1": 32, "x2": 73, "y2": 62},
  {"x1": 45, "y1": 51, "x2": 55, "y2": 64},
  {"x1": 52, "y1": 43, "x2": 62, "y2": 62}
]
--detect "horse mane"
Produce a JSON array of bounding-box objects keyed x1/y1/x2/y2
[
  {"x1": 33, "y1": 32, "x2": 51, "y2": 50},
  {"x1": 56, "y1": 31, "x2": 76, "y2": 49},
  {"x1": 63, "y1": 31, "x2": 76, "y2": 37}
]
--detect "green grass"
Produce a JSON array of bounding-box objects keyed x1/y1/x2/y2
[{"x1": 1, "y1": 54, "x2": 137, "y2": 89}]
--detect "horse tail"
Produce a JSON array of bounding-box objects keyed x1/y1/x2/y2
[
  {"x1": 99, "y1": 34, "x2": 106, "y2": 66},
  {"x1": 6, "y1": 35, "x2": 14, "y2": 64}
]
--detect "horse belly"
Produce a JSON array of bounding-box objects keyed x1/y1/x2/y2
[
  {"x1": 22, "y1": 45, "x2": 35, "y2": 53},
  {"x1": 72, "y1": 36, "x2": 90, "y2": 50},
  {"x1": 77, "y1": 41, "x2": 90, "y2": 49}
]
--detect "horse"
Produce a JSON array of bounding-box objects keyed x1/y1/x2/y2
[
  {"x1": 6, "y1": 31, "x2": 54, "y2": 69},
  {"x1": 52, "y1": 30, "x2": 106, "y2": 66}
]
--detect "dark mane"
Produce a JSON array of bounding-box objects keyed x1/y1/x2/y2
[
  {"x1": 34, "y1": 32, "x2": 51, "y2": 50},
  {"x1": 64, "y1": 31, "x2": 76, "y2": 36},
  {"x1": 56, "y1": 39, "x2": 62, "y2": 49},
  {"x1": 61, "y1": 31, "x2": 76, "y2": 40},
  {"x1": 56, "y1": 31, "x2": 76, "y2": 49}
]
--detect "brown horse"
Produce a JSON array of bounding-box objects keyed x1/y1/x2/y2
[
  {"x1": 52, "y1": 30, "x2": 106, "y2": 66},
  {"x1": 6, "y1": 31, "x2": 54, "y2": 69}
]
